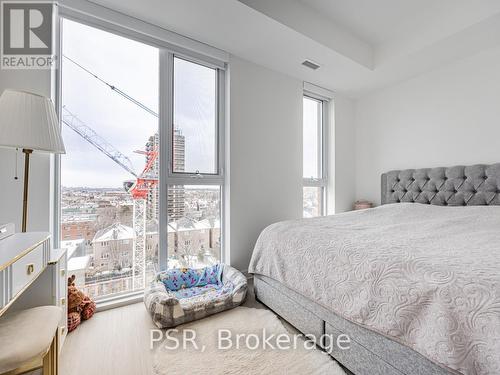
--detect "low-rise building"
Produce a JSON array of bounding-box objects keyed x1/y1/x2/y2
[
  {"x1": 61, "y1": 217, "x2": 97, "y2": 245},
  {"x1": 92, "y1": 223, "x2": 134, "y2": 272}
]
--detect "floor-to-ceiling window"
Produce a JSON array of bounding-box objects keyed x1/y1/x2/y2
[
  {"x1": 167, "y1": 56, "x2": 223, "y2": 269},
  {"x1": 58, "y1": 17, "x2": 225, "y2": 301},
  {"x1": 303, "y1": 95, "x2": 327, "y2": 217}
]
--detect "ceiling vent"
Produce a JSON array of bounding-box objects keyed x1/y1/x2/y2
[{"x1": 302, "y1": 60, "x2": 320, "y2": 70}]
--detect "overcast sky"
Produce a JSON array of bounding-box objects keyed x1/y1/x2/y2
[
  {"x1": 303, "y1": 97, "x2": 320, "y2": 179},
  {"x1": 61, "y1": 19, "x2": 215, "y2": 188}
]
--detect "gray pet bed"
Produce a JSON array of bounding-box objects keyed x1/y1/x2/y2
[{"x1": 144, "y1": 264, "x2": 247, "y2": 328}]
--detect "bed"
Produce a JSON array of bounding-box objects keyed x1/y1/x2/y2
[{"x1": 249, "y1": 163, "x2": 500, "y2": 375}]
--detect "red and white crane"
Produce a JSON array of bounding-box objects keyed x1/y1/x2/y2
[{"x1": 61, "y1": 55, "x2": 159, "y2": 289}]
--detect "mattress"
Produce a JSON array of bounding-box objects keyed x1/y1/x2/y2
[
  {"x1": 254, "y1": 274, "x2": 447, "y2": 375},
  {"x1": 248, "y1": 203, "x2": 500, "y2": 375}
]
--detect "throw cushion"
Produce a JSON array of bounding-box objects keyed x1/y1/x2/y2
[{"x1": 158, "y1": 264, "x2": 222, "y2": 291}]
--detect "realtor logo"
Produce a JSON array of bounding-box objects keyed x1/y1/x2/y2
[{"x1": 1, "y1": 1, "x2": 55, "y2": 69}]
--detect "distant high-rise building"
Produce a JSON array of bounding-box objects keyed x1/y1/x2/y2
[
  {"x1": 144, "y1": 129, "x2": 185, "y2": 222},
  {"x1": 169, "y1": 129, "x2": 185, "y2": 221},
  {"x1": 145, "y1": 134, "x2": 159, "y2": 222},
  {"x1": 173, "y1": 128, "x2": 185, "y2": 172}
]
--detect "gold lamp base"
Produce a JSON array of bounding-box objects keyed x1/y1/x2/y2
[{"x1": 21, "y1": 149, "x2": 33, "y2": 233}]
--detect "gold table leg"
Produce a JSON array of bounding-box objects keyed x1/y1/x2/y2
[{"x1": 42, "y1": 331, "x2": 59, "y2": 375}]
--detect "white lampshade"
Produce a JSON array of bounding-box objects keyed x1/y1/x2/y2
[{"x1": 0, "y1": 89, "x2": 65, "y2": 154}]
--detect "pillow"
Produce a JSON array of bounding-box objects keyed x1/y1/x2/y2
[
  {"x1": 158, "y1": 264, "x2": 222, "y2": 291},
  {"x1": 198, "y1": 263, "x2": 222, "y2": 286}
]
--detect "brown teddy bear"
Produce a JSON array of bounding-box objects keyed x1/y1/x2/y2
[{"x1": 67, "y1": 275, "x2": 96, "y2": 332}]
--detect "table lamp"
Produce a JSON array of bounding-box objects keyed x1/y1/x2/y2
[{"x1": 0, "y1": 89, "x2": 65, "y2": 232}]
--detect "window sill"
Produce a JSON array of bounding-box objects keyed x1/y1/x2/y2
[{"x1": 96, "y1": 290, "x2": 144, "y2": 313}]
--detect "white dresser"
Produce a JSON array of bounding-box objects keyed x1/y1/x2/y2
[{"x1": 0, "y1": 232, "x2": 68, "y2": 348}]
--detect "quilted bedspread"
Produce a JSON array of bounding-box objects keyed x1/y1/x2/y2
[{"x1": 248, "y1": 203, "x2": 500, "y2": 375}]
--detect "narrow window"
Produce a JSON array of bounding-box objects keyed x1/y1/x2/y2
[{"x1": 303, "y1": 95, "x2": 327, "y2": 217}]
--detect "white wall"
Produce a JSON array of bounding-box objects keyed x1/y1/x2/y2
[
  {"x1": 0, "y1": 69, "x2": 53, "y2": 232},
  {"x1": 228, "y1": 58, "x2": 356, "y2": 270},
  {"x1": 355, "y1": 45, "x2": 500, "y2": 205},
  {"x1": 228, "y1": 57, "x2": 303, "y2": 271},
  {"x1": 329, "y1": 96, "x2": 356, "y2": 213}
]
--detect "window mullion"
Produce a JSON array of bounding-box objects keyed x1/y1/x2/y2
[
  {"x1": 303, "y1": 178, "x2": 326, "y2": 187},
  {"x1": 168, "y1": 175, "x2": 224, "y2": 186},
  {"x1": 217, "y1": 69, "x2": 226, "y2": 177},
  {"x1": 158, "y1": 49, "x2": 173, "y2": 271},
  {"x1": 318, "y1": 100, "x2": 323, "y2": 179}
]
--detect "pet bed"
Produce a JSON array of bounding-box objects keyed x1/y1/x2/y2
[{"x1": 144, "y1": 264, "x2": 247, "y2": 328}]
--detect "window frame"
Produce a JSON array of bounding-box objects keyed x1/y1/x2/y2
[
  {"x1": 169, "y1": 55, "x2": 222, "y2": 177},
  {"x1": 303, "y1": 92, "x2": 329, "y2": 217},
  {"x1": 161, "y1": 52, "x2": 226, "y2": 271},
  {"x1": 54, "y1": 8, "x2": 227, "y2": 305}
]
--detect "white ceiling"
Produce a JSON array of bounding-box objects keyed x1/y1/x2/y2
[
  {"x1": 83, "y1": 0, "x2": 500, "y2": 97},
  {"x1": 299, "y1": 0, "x2": 432, "y2": 45},
  {"x1": 298, "y1": 0, "x2": 500, "y2": 64}
]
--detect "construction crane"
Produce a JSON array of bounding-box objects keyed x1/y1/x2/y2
[
  {"x1": 61, "y1": 56, "x2": 161, "y2": 290},
  {"x1": 127, "y1": 149, "x2": 159, "y2": 200},
  {"x1": 62, "y1": 107, "x2": 155, "y2": 290},
  {"x1": 61, "y1": 106, "x2": 137, "y2": 177},
  {"x1": 63, "y1": 55, "x2": 159, "y2": 118}
]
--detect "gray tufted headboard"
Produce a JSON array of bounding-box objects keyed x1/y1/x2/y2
[{"x1": 381, "y1": 163, "x2": 500, "y2": 206}]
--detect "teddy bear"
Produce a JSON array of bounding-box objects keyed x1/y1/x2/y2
[{"x1": 67, "y1": 275, "x2": 96, "y2": 332}]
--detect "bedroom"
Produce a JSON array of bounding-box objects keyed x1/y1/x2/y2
[{"x1": 0, "y1": 1, "x2": 498, "y2": 374}]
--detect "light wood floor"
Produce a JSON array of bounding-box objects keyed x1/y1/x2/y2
[
  {"x1": 60, "y1": 282, "x2": 264, "y2": 375},
  {"x1": 60, "y1": 302, "x2": 156, "y2": 375}
]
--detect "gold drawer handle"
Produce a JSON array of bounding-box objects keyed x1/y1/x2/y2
[
  {"x1": 26, "y1": 263, "x2": 35, "y2": 275},
  {"x1": 60, "y1": 269, "x2": 66, "y2": 277},
  {"x1": 61, "y1": 298, "x2": 66, "y2": 306}
]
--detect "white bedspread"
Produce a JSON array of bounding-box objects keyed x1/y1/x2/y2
[{"x1": 248, "y1": 203, "x2": 500, "y2": 375}]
